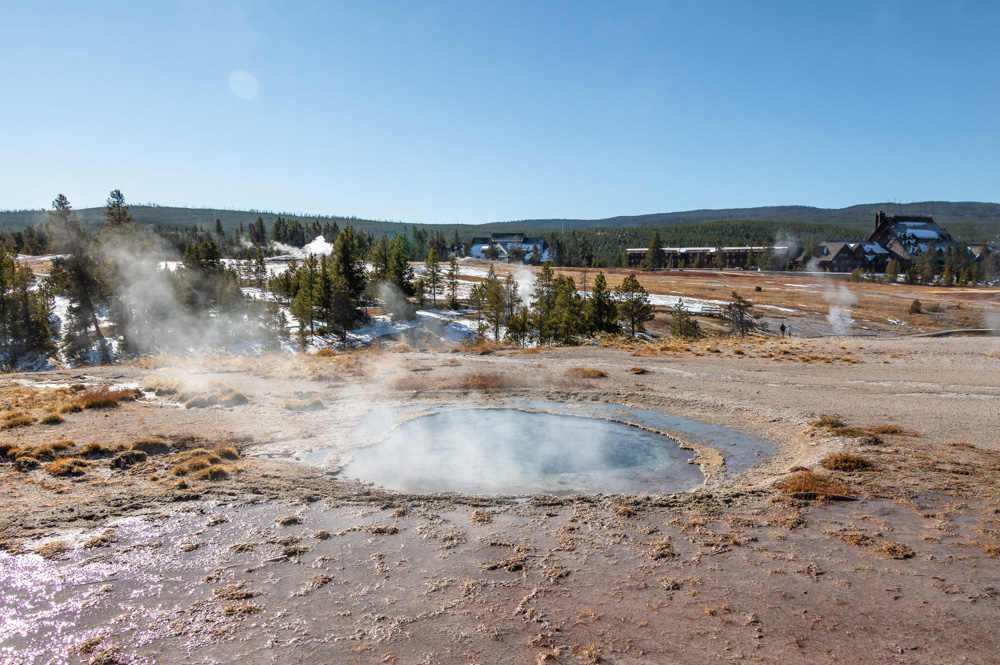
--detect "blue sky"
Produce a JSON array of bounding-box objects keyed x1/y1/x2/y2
[{"x1": 1, "y1": 1, "x2": 998, "y2": 224}]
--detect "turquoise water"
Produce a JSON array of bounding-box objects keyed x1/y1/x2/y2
[{"x1": 341, "y1": 409, "x2": 704, "y2": 495}]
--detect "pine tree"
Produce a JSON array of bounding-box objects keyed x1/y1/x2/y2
[
  {"x1": 425, "y1": 248, "x2": 441, "y2": 307},
  {"x1": 446, "y1": 255, "x2": 460, "y2": 309},
  {"x1": 670, "y1": 299, "x2": 701, "y2": 339},
  {"x1": 615, "y1": 273, "x2": 654, "y2": 338},
  {"x1": 584, "y1": 271, "x2": 619, "y2": 334},
  {"x1": 642, "y1": 232, "x2": 666, "y2": 270}
]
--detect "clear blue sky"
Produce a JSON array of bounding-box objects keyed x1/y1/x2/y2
[{"x1": 1, "y1": 1, "x2": 998, "y2": 224}]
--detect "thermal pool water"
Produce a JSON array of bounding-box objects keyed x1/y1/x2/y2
[{"x1": 340, "y1": 409, "x2": 705, "y2": 495}]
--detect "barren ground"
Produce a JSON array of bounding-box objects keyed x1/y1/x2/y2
[{"x1": 2, "y1": 270, "x2": 1000, "y2": 664}]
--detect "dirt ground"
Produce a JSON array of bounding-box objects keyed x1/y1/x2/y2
[{"x1": 2, "y1": 328, "x2": 1000, "y2": 664}]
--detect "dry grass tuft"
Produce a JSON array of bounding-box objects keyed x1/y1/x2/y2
[
  {"x1": 615, "y1": 506, "x2": 638, "y2": 518},
  {"x1": 184, "y1": 396, "x2": 210, "y2": 409},
  {"x1": 215, "y1": 446, "x2": 240, "y2": 460},
  {"x1": 45, "y1": 457, "x2": 89, "y2": 477},
  {"x1": 220, "y1": 392, "x2": 249, "y2": 407},
  {"x1": 40, "y1": 413, "x2": 64, "y2": 425},
  {"x1": 0, "y1": 442, "x2": 22, "y2": 460},
  {"x1": 37, "y1": 541, "x2": 68, "y2": 559},
  {"x1": 222, "y1": 602, "x2": 263, "y2": 616},
  {"x1": 194, "y1": 465, "x2": 229, "y2": 481},
  {"x1": 213, "y1": 583, "x2": 259, "y2": 601},
  {"x1": 628, "y1": 367, "x2": 651, "y2": 374},
  {"x1": 84, "y1": 529, "x2": 117, "y2": 548},
  {"x1": 130, "y1": 438, "x2": 170, "y2": 455},
  {"x1": 13, "y1": 456, "x2": 38, "y2": 472},
  {"x1": 776, "y1": 470, "x2": 851, "y2": 496},
  {"x1": 3, "y1": 412, "x2": 35, "y2": 430},
  {"x1": 59, "y1": 403, "x2": 83, "y2": 414},
  {"x1": 820, "y1": 453, "x2": 875, "y2": 472},
  {"x1": 565, "y1": 367, "x2": 608, "y2": 379},
  {"x1": 80, "y1": 442, "x2": 113, "y2": 457},
  {"x1": 876, "y1": 541, "x2": 915, "y2": 559},
  {"x1": 80, "y1": 388, "x2": 137, "y2": 410},
  {"x1": 983, "y1": 545, "x2": 1000, "y2": 558},
  {"x1": 30, "y1": 440, "x2": 75, "y2": 459},
  {"x1": 282, "y1": 397, "x2": 326, "y2": 411},
  {"x1": 439, "y1": 373, "x2": 527, "y2": 391},
  {"x1": 276, "y1": 514, "x2": 303, "y2": 526},
  {"x1": 110, "y1": 450, "x2": 147, "y2": 469},
  {"x1": 313, "y1": 530, "x2": 332, "y2": 540},
  {"x1": 811, "y1": 415, "x2": 845, "y2": 430}
]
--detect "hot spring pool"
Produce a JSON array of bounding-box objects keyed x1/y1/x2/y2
[{"x1": 340, "y1": 409, "x2": 705, "y2": 495}]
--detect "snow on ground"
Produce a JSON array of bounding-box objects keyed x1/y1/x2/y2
[
  {"x1": 645, "y1": 294, "x2": 728, "y2": 313},
  {"x1": 758, "y1": 304, "x2": 799, "y2": 313}
]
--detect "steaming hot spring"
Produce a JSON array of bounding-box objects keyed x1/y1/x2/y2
[{"x1": 300, "y1": 404, "x2": 774, "y2": 495}]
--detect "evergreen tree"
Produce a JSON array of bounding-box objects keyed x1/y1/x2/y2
[
  {"x1": 670, "y1": 299, "x2": 702, "y2": 339},
  {"x1": 615, "y1": 273, "x2": 655, "y2": 338},
  {"x1": 0, "y1": 246, "x2": 54, "y2": 366},
  {"x1": 642, "y1": 232, "x2": 666, "y2": 270},
  {"x1": 103, "y1": 189, "x2": 133, "y2": 228},
  {"x1": 530, "y1": 263, "x2": 558, "y2": 344},
  {"x1": 425, "y1": 248, "x2": 441, "y2": 307},
  {"x1": 46, "y1": 194, "x2": 111, "y2": 364},
  {"x1": 584, "y1": 271, "x2": 619, "y2": 334},
  {"x1": 885, "y1": 258, "x2": 899, "y2": 283},
  {"x1": 446, "y1": 255, "x2": 460, "y2": 309}
]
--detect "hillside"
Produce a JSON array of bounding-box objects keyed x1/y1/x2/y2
[{"x1": 2, "y1": 201, "x2": 998, "y2": 243}]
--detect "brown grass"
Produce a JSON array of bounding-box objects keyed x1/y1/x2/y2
[
  {"x1": 438, "y1": 373, "x2": 527, "y2": 391},
  {"x1": 184, "y1": 396, "x2": 210, "y2": 409},
  {"x1": 40, "y1": 413, "x2": 64, "y2": 425},
  {"x1": 130, "y1": 438, "x2": 170, "y2": 455},
  {"x1": 220, "y1": 392, "x2": 249, "y2": 407},
  {"x1": 110, "y1": 450, "x2": 147, "y2": 469},
  {"x1": 59, "y1": 403, "x2": 83, "y2": 414},
  {"x1": 564, "y1": 367, "x2": 608, "y2": 379},
  {"x1": 820, "y1": 453, "x2": 875, "y2": 472},
  {"x1": 628, "y1": 367, "x2": 651, "y2": 374},
  {"x1": 29, "y1": 440, "x2": 75, "y2": 459},
  {"x1": 314, "y1": 530, "x2": 332, "y2": 540},
  {"x1": 213, "y1": 583, "x2": 259, "y2": 601},
  {"x1": 37, "y1": 541, "x2": 68, "y2": 559},
  {"x1": 80, "y1": 388, "x2": 137, "y2": 410},
  {"x1": 80, "y1": 442, "x2": 113, "y2": 457},
  {"x1": 0, "y1": 442, "x2": 21, "y2": 460},
  {"x1": 13, "y1": 456, "x2": 38, "y2": 472},
  {"x1": 45, "y1": 457, "x2": 89, "y2": 477},
  {"x1": 282, "y1": 397, "x2": 326, "y2": 411},
  {"x1": 276, "y1": 514, "x2": 303, "y2": 526},
  {"x1": 194, "y1": 465, "x2": 229, "y2": 481},
  {"x1": 776, "y1": 470, "x2": 851, "y2": 496},
  {"x1": 3, "y1": 414, "x2": 34, "y2": 430},
  {"x1": 648, "y1": 538, "x2": 677, "y2": 560},
  {"x1": 215, "y1": 446, "x2": 240, "y2": 460}
]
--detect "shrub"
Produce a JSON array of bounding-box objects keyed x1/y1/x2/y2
[
  {"x1": 46, "y1": 457, "x2": 89, "y2": 477},
  {"x1": 40, "y1": 414, "x2": 64, "y2": 425},
  {"x1": 820, "y1": 453, "x2": 874, "y2": 472},
  {"x1": 909, "y1": 299, "x2": 922, "y2": 314},
  {"x1": 220, "y1": 392, "x2": 249, "y2": 407}
]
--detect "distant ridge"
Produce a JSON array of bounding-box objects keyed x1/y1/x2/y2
[{"x1": 1, "y1": 201, "x2": 998, "y2": 241}]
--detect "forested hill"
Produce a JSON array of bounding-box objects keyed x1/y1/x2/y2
[
  {"x1": 495, "y1": 201, "x2": 1000, "y2": 237},
  {"x1": 2, "y1": 200, "x2": 999, "y2": 242}
]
